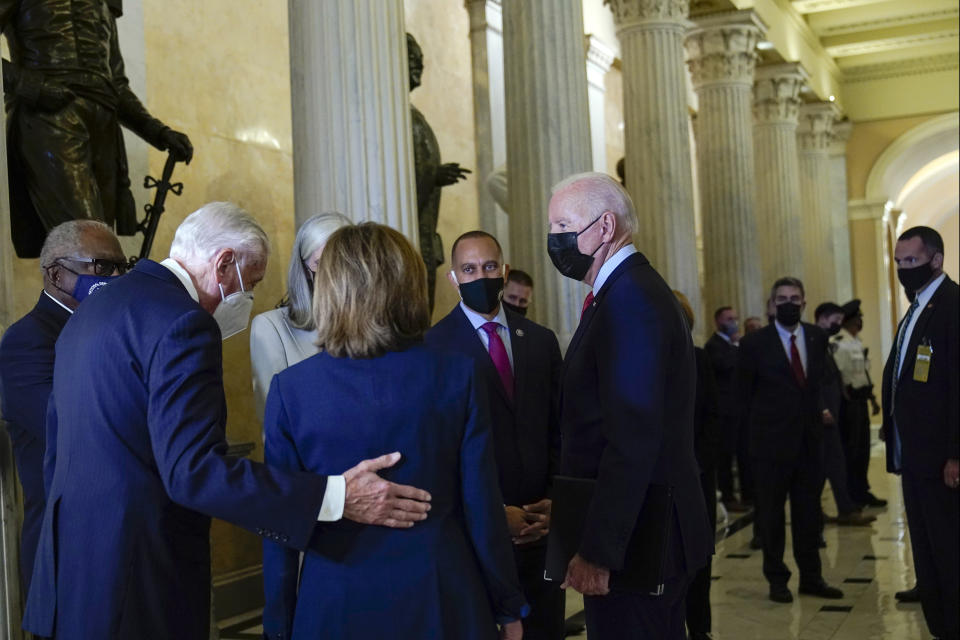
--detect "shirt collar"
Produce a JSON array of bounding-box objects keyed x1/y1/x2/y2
[
  {"x1": 913, "y1": 272, "x2": 946, "y2": 309},
  {"x1": 43, "y1": 290, "x2": 74, "y2": 315},
  {"x1": 715, "y1": 331, "x2": 732, "y2": 344},
  {"x1": 160, "y1": 258, "x2": 200, "y2": 303},
  {"x1": 775, "y1": 320, "x2": 803, "y2": 342},
  {"x1": 593, "y1": 244, "x2": 638, "y2": 294},
  {"x1": 460, "y1": 300, "x2": 508, "y2": 332}
]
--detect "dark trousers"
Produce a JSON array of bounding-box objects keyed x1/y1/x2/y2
[
  {"x1": 515, "y1": 544, "x2": 565, "y2": 640},
  {"x1": 585, "y1": 572, "x2": 692, "y2": 640},
  {"x1": 686, "y1": 466, "x2": 717, "y2": 634},
  {"x1": 840, "y1": 396, "x2": 872, "y2": 502},
  {"x1": 753, "y1": 442, "x2": 824, "y2": 587},
  {"x1": 737, "y1": 422, "x2": 755, "y2": 503},
  {"x1": 902, "y1": 472, "x2": 959, "y2": 640},
  {"x1": 822, "y1": 424, "x2": 858, "y2": 515},
  {"x1": 716, "y1": 416, "x2": 737, "y2": 501}
]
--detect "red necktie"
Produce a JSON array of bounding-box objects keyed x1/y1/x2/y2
[
  {"x1": 581, "y1": 292, "x2": 595, "y2": 318},
  {"x1": 790, "y1": 335, "x2": 806, "y2": 388},
  {"x1": 481, "y1": 322, "x2": 514, "y2": 401}
]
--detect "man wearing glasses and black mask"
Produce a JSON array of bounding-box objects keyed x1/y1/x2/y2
[{"x1": 0, "y1": 219, "x2": 125, "y2": 595}]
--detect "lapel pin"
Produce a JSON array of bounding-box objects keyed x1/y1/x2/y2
[{"x1": 516, "y1": 329, "x2": 524, "y2": 337}]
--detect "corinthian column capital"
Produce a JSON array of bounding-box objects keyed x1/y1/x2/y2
[
  {"x1": 797, "y1": 102, "x2": 840, "y2": 152},
  {"x1": 753, "y1": 63, "x2": 808, "y2": 125},
  {"x1": 685, "y1": 11, "x2": 766, "y2": 88},
  {"x1": 605, "y1": 0, "x2": 690, "y2": 29},
  {"x1": 829, "y1": 119, "x2": 853, "y2": 155}
]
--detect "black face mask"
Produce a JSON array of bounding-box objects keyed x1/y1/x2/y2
[
  {"x1": 898, "y1": 261, "x2": 936, "y2": 301},
  {"x1": 826, "y1": 323, "x2": 842, "y2": 336},
  {"x1": 502, "y1": 301, "x2": 527, "y2": 317},
  {"x1": 547, "y1": 216, "x2": 603, "y2": 281},
  {"x1": 459, "y1": 277, "x2": 503, "y2": 315},
  {"x1": 776, "y1": 302, "x2": 802, "y2": 327}
]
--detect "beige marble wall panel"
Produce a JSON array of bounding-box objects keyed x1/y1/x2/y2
[
  {"x1": 604, "y1": 67, "x2": 625, "y2": 179},
  {"x1": 405, "y1": 0, "x2": 481, "y2": 322}
]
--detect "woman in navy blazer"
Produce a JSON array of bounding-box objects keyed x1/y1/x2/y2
[{"x1": 262, "y1": 223, "x2": 527, "y2": 640}]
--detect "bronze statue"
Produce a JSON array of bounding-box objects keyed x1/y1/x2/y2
[
  {"x1": 407, "y1": 33, "x2": 469, "y2": 311},
  {"x1": 1, "y1": 0, "x2": 193, "y2": 258}
]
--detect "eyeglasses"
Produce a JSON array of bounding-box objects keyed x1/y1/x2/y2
[{"x1": 57, "y1": 256, "x2": 128, "y2": 276}]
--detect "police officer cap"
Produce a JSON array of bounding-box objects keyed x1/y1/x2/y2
[{"x1": 841, "y1": 299, "x2": 861, "y2": 321}]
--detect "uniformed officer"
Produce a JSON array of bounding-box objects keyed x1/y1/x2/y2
[{"x1": 832, "y1": 300, "x2": 886, "y2": 508}]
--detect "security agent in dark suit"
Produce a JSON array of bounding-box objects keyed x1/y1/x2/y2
[
  {"x1": 883, "y1": 226, "x2": 958, "y2": 640},
  {"x1": 0, "y1": 220, "x2": 126, "y2": 594},
  {"x1": 738, "y1": 277, "x2": 844, "y2": 604},
  {"x1": 547, "y1": 173, "x2": 712, "y2": 640},
  {"x1": 426, "y1": 230, "x2": 565, "y2": 640},
  {"x1": 705, "y1": 306, "x2": 752, "y2": 510}
]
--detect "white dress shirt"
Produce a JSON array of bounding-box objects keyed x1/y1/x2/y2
[
  {"x1": 460, "y1": 301, "x2": 514, "y2": 371},
  {"x1": 159, "y1": 258, "x2": 344, "y2": 522},
  {"x1": 896, "y1": 273, "x2": 946, "y2": 379},
  {"x1": 775, "y1": 320, "x2": 807, "y2": 374},
  {"x1": 593, "y1": 244, "x2": 638, "y2": 294}
]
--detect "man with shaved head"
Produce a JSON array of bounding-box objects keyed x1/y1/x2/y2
[
  {"x1": 0, "y1": 219, "x2": 126, "y2": 595},
  {"x1": 546, "y1": 172, "x2": 712, "y2": 639}
]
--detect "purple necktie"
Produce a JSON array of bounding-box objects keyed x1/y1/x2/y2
[{"x1": 481, "y1": 321, "x2": 514, "y2": 401}]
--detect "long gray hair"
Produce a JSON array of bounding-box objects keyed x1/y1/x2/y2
[{"x1": 286, "y1": 212, "x2": 352, "y2": 330}]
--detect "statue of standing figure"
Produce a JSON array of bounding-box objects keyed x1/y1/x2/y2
[
  {"x1": 407, "y1": 33, "x2": 470, "y2": 312},
  {"x1": 1, "y1": 0, "x2": 193, "y2": 258}
]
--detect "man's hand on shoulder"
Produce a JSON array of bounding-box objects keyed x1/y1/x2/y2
[
  {"x1": 342, "y1": 452, "x2": 432, "y2": 528},
  {"x1": 561, "y1": 553, "x2": 610, "y2": 596}
]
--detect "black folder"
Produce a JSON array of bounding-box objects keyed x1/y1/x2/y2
[{"x1": 544, "y1": 476, "x2": 674, "y2": 595}]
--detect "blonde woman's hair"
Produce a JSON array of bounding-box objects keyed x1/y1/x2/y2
[
  {"x1": 313, "y1": 222, "x2": 430, "y2": 358},
  {"x1": 673, "y1": 289, "x2": 695, "y2": 330}
]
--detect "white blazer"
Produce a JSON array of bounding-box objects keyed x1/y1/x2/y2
[{"x1": 249, "y1": 307, "x2": 319, "y2": 425}]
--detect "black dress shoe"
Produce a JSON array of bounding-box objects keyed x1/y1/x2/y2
[
  {"x1": 769, "y1": 584, "x2": 793, "y2": 603},
  {"x1": 799, "y1": 581, "x2": 844, "y2": 599},
  {"x1": 895, "y1": 585, "x2": 921, "y2": 602},
  {"x1": 863, "y1": 493, "x2": 888, "y2": 507}
]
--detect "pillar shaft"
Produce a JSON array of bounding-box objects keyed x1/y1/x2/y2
[
  {"x1": 288, "y1": 0, "x2": 418, "y2": 240},
  {"x1": 830, "y1": 120, "x2": 853, "y2": 302},
  {"x1": 503, "y1": 0, "x2": 592, "y2": 347},
  {"x1": 753, "y1": 64, "x2": 806, "y2": 289},
  {"x1": 686, "y1": 11, "x2": 765, "y2": 318},
  {"x1": 797, "y1": 102, "x2": 839, "y2": 305},
  {"x1": 608, "y1": 0, "x2": 701, "y2": 321},
  {"x1": 586, "y1": 35, "x2": 616, "y2": 172}
]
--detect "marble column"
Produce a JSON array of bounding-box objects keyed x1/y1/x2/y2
[
  {"x1": 586, "y1": 35, "x2": 616, "y2": 173},
  {"x1": 607, "y1": 0, "x2": 701, "y2": 321},
  {"x1": 465, "y1": 0, "x2": 509, "y2": 247},
  {"x1": 830, "y1": 119, "x2": 854, "y2": 302},
  {"x1": 752, "y1": 63, "x2": 806, "y2": 290},
  {"x1": 287, "y1": 0, "x2": 418, "y2": 241},
  {"x1": 686, "y1": 11, "x2": 766, "y2": 318},
  {"x1": 503, "y1": 0, "x2": 592, "y2": 348},
  {"x1": 797, "y1": 102, "x2": 840, "y2": 305}
]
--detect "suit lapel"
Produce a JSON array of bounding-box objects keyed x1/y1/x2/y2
[
  {"x1": 505, "y1": 313, "x2": 526, "y2": 411},
  {"x1": 900, "y1": 277, "x2": 952, "y2": 377},
  {"x1": 765, "y1": 325, "x2": 797, "y2": 385},
  {"x1": 454, "y1": 307, "x2": 511, "y2": 406}
]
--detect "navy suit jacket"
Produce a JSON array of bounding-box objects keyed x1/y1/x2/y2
[
  {"x1": 560, "y1": 252, "x2": 712, "y2": 581},
  {"x1": 737, "y1": 322, "x2": 828, "y2": 462},
  {"x1": 22, "y1": 260, "x2": 328, "y2": 640},
  {"x1": 881, "y1": 276, "x2": 959, "y2": 476},
  {"x1": 0, "y1": 292, "x2": 70, "y2": 592},
  {"x1": 425, "y1": 305, "x2": 562, "y2": 508},
  {"x1": 704, "y1": 333, "x2": 738, "y2": 420},
  {"x1": 261, "y1": 345, "x2": 527, "y2": 640}
]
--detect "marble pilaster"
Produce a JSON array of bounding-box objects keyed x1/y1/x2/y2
[
  {"x1": 287, "y1": 0, "x2": 418, "y2": 240},
  {"x1": 503, "y1": 0, "x2": 592, "y2": 347},
  {"x1": 686, "y1": 11, "x2": 766, "y2": 318},
  {"x1": 465, "y1": 0, "x2": 509, "y2": 247},
  {"x1": 830, "y1": 119, "x2": 854, "y2": 302},
  {"x1": 586, "y1": 35, "x2": 616, "y2": 172},
  {"x1": 607, "y1": 0, "x2": 702, "y2": 321},
  {"x1": 752, "y1": 63, "x2": 807, "y2": 289},
  {"x1": 797, "y1": 102, "x2": 840, "y2": 305}
]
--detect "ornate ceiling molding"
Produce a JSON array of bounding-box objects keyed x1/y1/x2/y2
[
  {"x1": 815, "y1": 8, "x2": 959, "y2": 37},
  {"x1": 824, "y1": 28, "x2": 958, "y2": 57},
  {"x1": 843, "y1": 52, "x2": 960, "y2": 82}
]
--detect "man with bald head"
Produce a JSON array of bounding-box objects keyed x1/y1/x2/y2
[
  {"x1": 0, "y1": 219, "x2": 126, "y2": 594},
  {"x1": 547, "y1": 173, "x2": 712, "y2": 639}
]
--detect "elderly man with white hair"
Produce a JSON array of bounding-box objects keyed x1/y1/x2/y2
[
  {"x1": 22, "y1": 202, "x2": 432, "y2": 640},
  {"x1": 547, "y1": 173, "x2": 713, "y2": 640}
]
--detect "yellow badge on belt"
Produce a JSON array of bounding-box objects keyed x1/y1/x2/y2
[{"x1": 913, "y1": 343, "x2": 932, "y2": 383}]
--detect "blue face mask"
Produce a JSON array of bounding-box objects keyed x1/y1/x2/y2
[{"x1": 51, "y1": 263, "x2": 119, "y2": 302}]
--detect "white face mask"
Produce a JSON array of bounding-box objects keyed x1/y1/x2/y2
[{"x1": 212, "y1": 260, "x2": 254, "y2": 340}]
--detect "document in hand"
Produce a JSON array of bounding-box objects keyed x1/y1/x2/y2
[{"x1": 544, "y1": 476, "x2": 674, "y2": 596}]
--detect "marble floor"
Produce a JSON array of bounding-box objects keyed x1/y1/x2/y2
[{"x1": 221, "y1": 428, "x2": 932, "y2": 639}]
